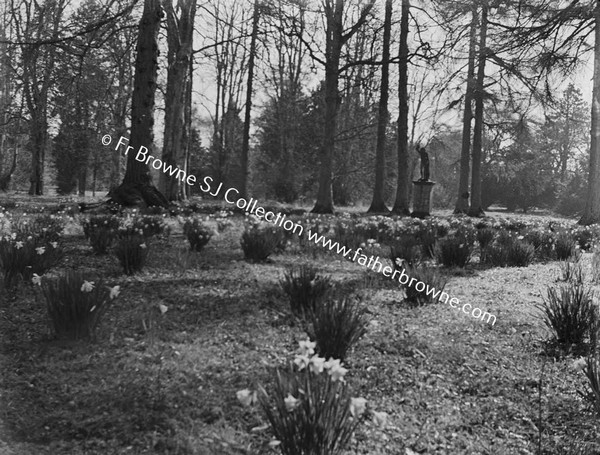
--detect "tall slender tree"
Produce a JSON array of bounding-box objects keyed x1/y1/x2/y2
[
  {"x1": 454, "y1": 3, "x2": 478, "y2": 214},
  {"x1": 240, "y1": 0, "x2": 261, "y2": 199},
  {"x1": 393, "y1": 0, "x2": 410, "y2": 215},
  {"x1": 582, "y1": 0, "x2": 600, "y2": 224},
  {"x1": 159, "y1": 0, "x2": 196, "y2": 201},
  {"x1": 367, "y1": 0, "x2": 391, "y2": 214},
  {"x1": 312, "y1": 0, "x2": 375, "y2": 214},
  {"x1": 468, "y1": 2, "x2": 488, "y2": 217}
]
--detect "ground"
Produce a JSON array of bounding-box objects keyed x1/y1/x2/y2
[{"x1": 0, "y1": 198, "x2": 599, "y2": 455}]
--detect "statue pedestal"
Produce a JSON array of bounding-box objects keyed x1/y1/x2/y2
[{"x1": 411, "y1": 180, "x2": 435, "y2": 218}]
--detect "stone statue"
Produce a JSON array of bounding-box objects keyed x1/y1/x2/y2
[{"x1": 417, "y1": 146, "x2": 430, "y2": 181}]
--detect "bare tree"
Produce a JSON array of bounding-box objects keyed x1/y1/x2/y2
[
  {"x1": 582, "y1": 0, "x2": 600, "y2": 224},
  {"x1": 239, "y1": 0, "x2": 261, "y2": 198},
  {"x1": 159, "y1": 0, "x2": 196, "y2": 201},
  {"x1": 454, "y1": 3, "x2": 477, "y2": 214},
  {"x1": 112, "y1": 0, "x2": 168, "y2": 207},
  {"x1": 312, "y1": 0, "x2": 375, "y2": 213},
  {"x1": 468, "y1": 1, "x2": 488, "y2": 217},
  {"x1": 393, "y1": 0, "x2": 410, "y2": 215},
  {"x1": 198, "y1": 0, "x2": 250, "y2": 189},
  {"x1": 10, "y1": 0, "x2": 66, "y2": 195},
  {"x1": 367, "y1": 0, "x2": 391, "y2": 214}
]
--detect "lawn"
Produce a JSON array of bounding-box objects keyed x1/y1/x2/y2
[{"x1": 0, "y1": 199, "x2": 599, "y2": 455}]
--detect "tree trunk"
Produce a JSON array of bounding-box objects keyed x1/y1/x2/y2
[
  {"x1": 28, "y1": 111, "x2": 47, "y2": 195},
  {"x1": 580, "y1": 0, "x2": 600, "y2": 225},
  {"x1": 117, "y1": 0, "x2": 168, "y2": 208},
  {"x1": 24, "y1": 1, "x2": 64, "y2": 196},
  {"x1": 468, "y1": 3, "x2": 487, "y2": 218},
  {"x1": 159, "y1": 0, "x2": 196, "y2": 201},
  {"x1": 454, "y1": 3, "x2": 478, "y2": 214},
  {"x1": 312, "y1": 1, "x2": 344, "y2": 214},
  {"x1": 393, "y1": 0, "x2": 410, "y2": 215},
  {"x1": 367, "y1": 0, "x2": 392, "y2": 214},
  {"x1": 0, "y1": 146, "x2": 17, "y2": 191},
  {"x1": 180, "y1": 48, "x2": 193, "y2": 200},
  {"x1": 240, "y1": 0, "x2": 260, "y2": 199},
  {"x1": 78, "y1": 167, "x2": 87, "y2": 196}
]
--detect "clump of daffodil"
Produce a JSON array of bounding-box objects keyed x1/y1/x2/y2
[
  {"x1": 237, "y1": 339, "x2": 381, "y2": 455},
  {"x1": 39, "y1": 271, "x2": 120, "y2": 341}
]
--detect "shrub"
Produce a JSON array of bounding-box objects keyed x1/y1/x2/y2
[
  {"x1": 240, "y1": 224, "x2": 283, "y2": 262},
  {"x1": 14, "y1": 215, "x2": 64, "y2": 244},
  {"x1": 403, "y1": 265, "x2": 447, "y2": 306},
  {"x1": 523, "y1": 230, "x2": 545, "y2": 250},
  {"x1": 577, "y1": 354, "x2": 600, "y2": 416},
  {"x1": 307, "y1": 296, "x2": 368, "y2": 361},
  {"x1": 333, "y1": 221, "x2": 364, "y2": 251},
  {"x1": 117, "y1": 214, "x2": 167, "y2": 238},
  {"x1": 280, "y1": 265, "x2": 332, "y2": 318},
  {"x1": 88, "y1": 227, "x2": 116, "y2": 255},
  {"x1": 417, "y1": 226, "x2": 438, "y2": 259},
  {"x1": 496, "y1": 230, "x2": 515, "y2": 247},
  {"x1": 538, "y1": 283, "x2": 598, "y2": 346},
  {"x1": 476, "y1": 228, "x2": 496, "y2": 250},
  {"x1": 482, "y1": 244, "x2": 507, "y2": 267},
  {"x1": 39, "y1": 272, "x2": 120, "y2": 340},
  {"x1": 390, "y1": 235, "x2": 421, "y2": 270},
  {"x1": 505, "y1": 239, "x2": 535, "y2": 267},
  {"x1": 81, "y1": 215, "x2": 120, "y2": 240},
  {"x1": 555, "y1": 232, "x2": 578, "y2": 261},
  {"x1": 257, "y1": 342, "x2": 366, "y2": 455},
  {"x1": 1, "y1": 201, "x2": 16, "y2": 210},
  {"x1": 572, "y1": 227, "x2": 598, "y2": 251},
  {"x1": 182, "y1": 218, "x2": 214, "y2": 252},
  {"x1": 30, "y1": 214, "x2": 64, "y2": 243},
  {"x1": 558, "y1": 260, "x2": 585, "y2": 284},
  {"x1": 132, "y1": 215, "x2": 168, "y2": 238},
  {"x1": 528, "y1": 231, "x2": 557, "y2": 260},
  {"x1": 114, "y1": 234, "x2": 149, "y2": 275},
  {"x1": 436, "y1": 235, "x2": 472, "y2": 268},
  {"x1": 0, "y1": 237, "x2": 62, "y2": 288}
]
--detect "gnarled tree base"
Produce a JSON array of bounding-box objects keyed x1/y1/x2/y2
[
  {"x1": 367, "y1": 201, "x2": 390, "y2": 214},
  {"x1": 579, "y1": 213, "x2": 600, "y2": 226},
  {"x1": 467, "y1": 207, "x2": 485, "y2": 217},
  {"x1": 311, "y1": 202, "x2": 334, "y2": 214},
  {"x1": 80, "y1": 182, "x2": 169, "y2": 213},
  {"x1": 108, "y1": 182, "x2": 169, "y2": 208}
]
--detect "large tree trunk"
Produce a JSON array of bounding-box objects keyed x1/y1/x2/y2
[
  {"x1": 78, "y1": 167, "x2": 87, "y2": 196},
  {"x1": 0, "y1": 146, "x2": 17, "y2": 191},
  {"x1": 28, "y1": 114, "x2": 47, "y2": 195},
  {"x1": 116, "y1": 0, "x2": 168, "y2": 208},
  {"x1": 159, "y1": 0, "x2": 196, "y2": 201},
  {"x1": 367, "y1": 0, "x2": 392, "y2": 214},
  {"x1": 468, "y1": 3, "x2": 487, "y2": 218},
  {"x1": 240, "y1": 0, "x2": 260, "y2": 199},
  {"x1": 454, "y1": 3, "x2": 478, "y2": 214},
  {"x1": 312, "y1": 1, "x2": 344, "y2": 214},
  {"x1": 393, "y1": 0, "x2": 410, "y2": 215},
  {"x1": 580, "y1": 0, "x2": 600, "y2": 225}
]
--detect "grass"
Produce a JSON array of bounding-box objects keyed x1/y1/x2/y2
[{"x1": 0, "y1": 204, "x2": 599, "y2": 454}]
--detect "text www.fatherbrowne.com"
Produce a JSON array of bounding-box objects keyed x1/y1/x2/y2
[
  {"x1": 306, "y1": 230, "x2": 497, "y2": 326},
  {"x1": 102, "y1": 134, "x2": 496, "y2": 326}
]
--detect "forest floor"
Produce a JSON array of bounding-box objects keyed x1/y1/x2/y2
[{"x1": 0, "y1": 199, "x2": 599, "y2": 455}]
